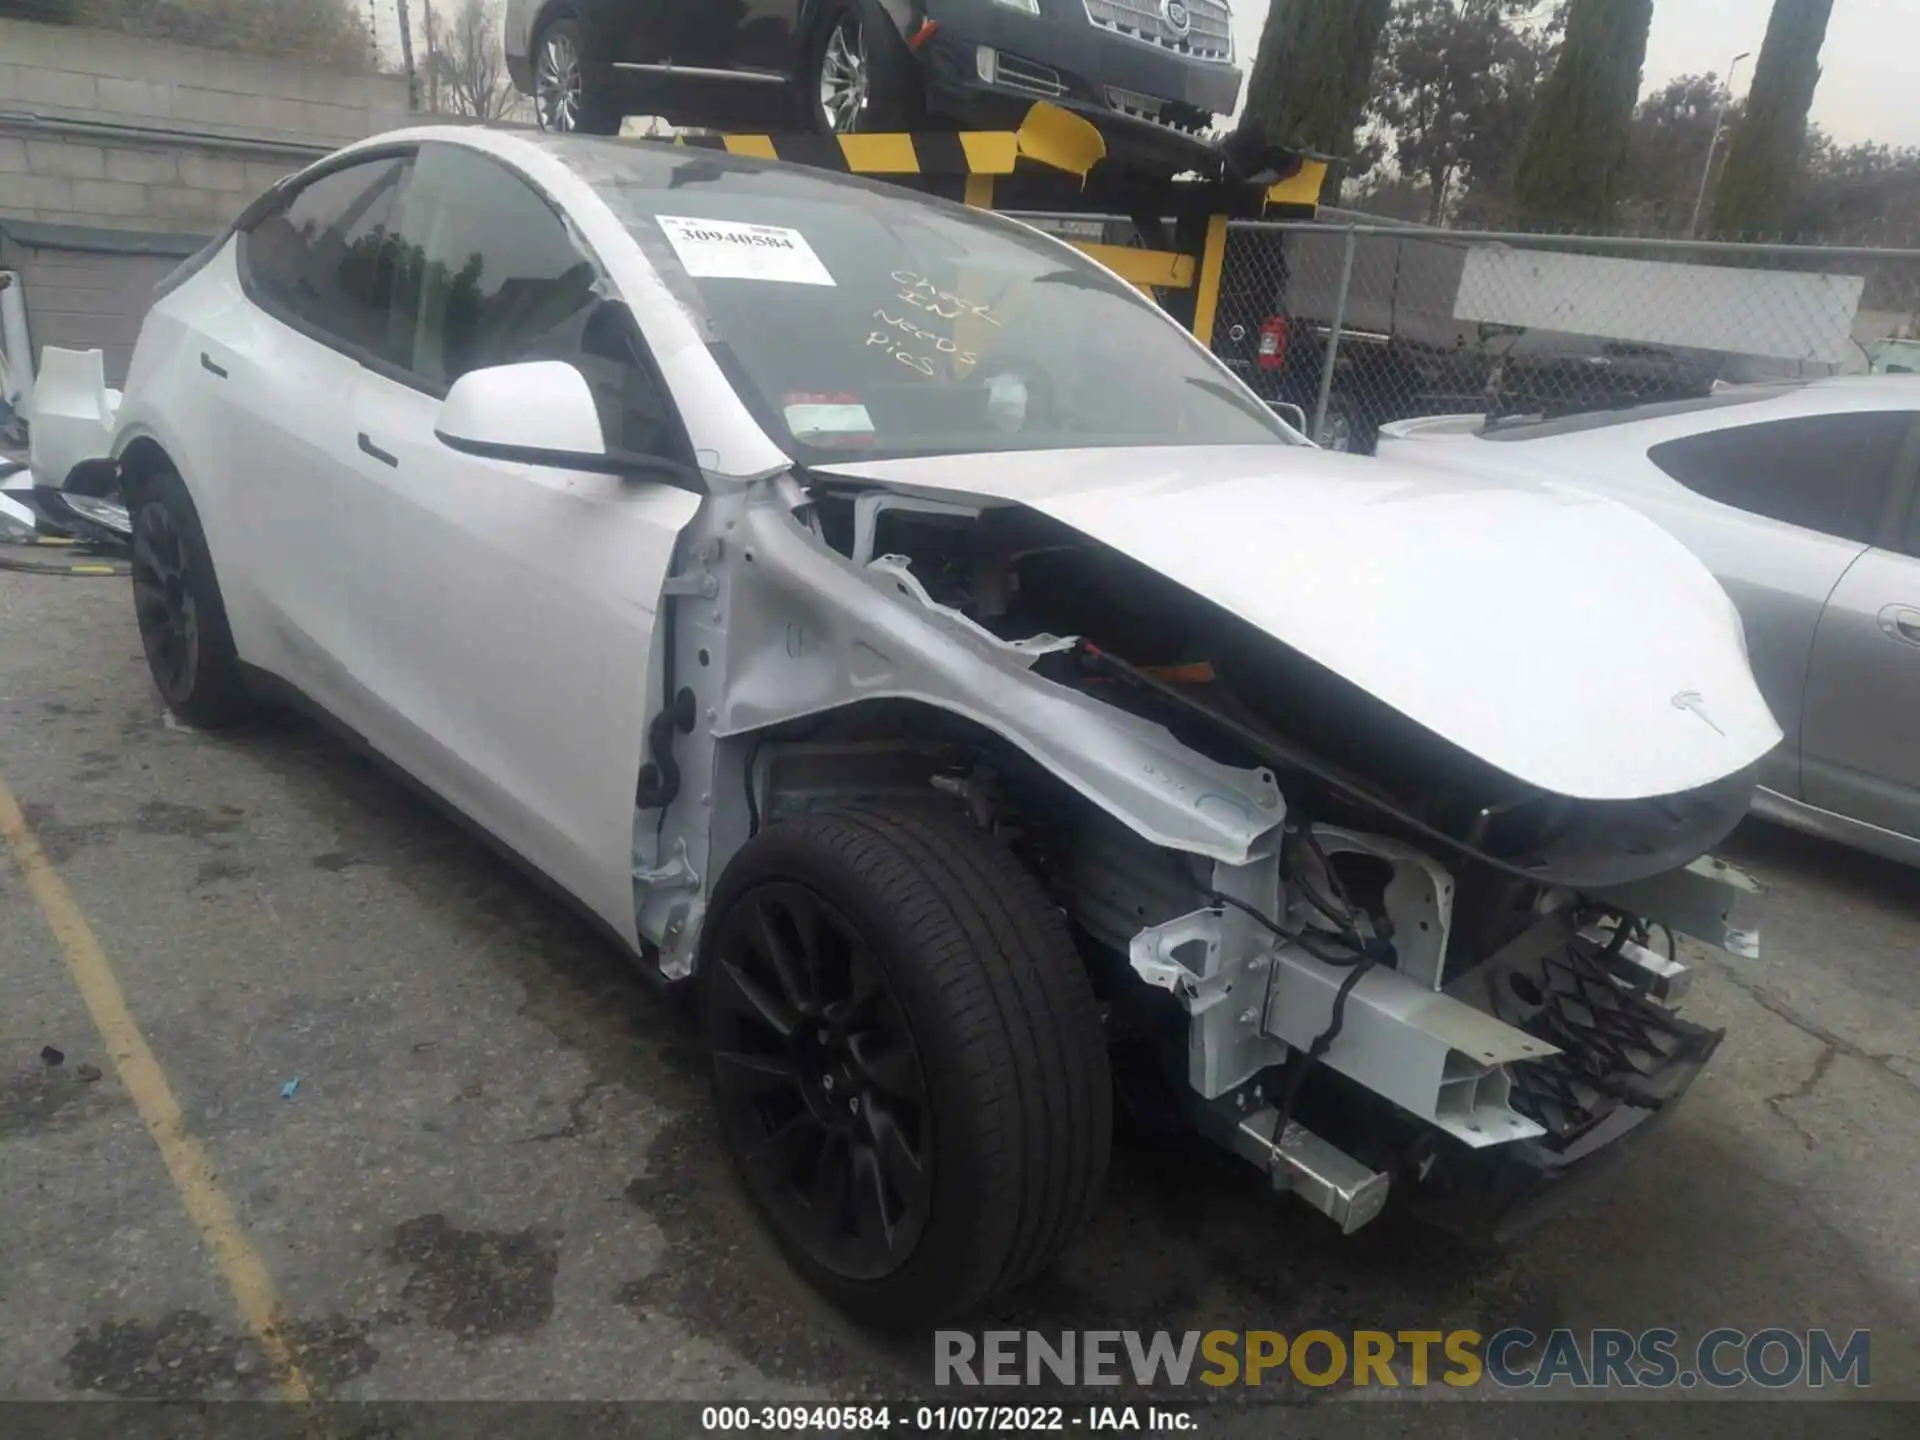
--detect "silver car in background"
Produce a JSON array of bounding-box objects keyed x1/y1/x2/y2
[{"x1": 1378, "y1": 377, "x2": 1920, "y2": 866}]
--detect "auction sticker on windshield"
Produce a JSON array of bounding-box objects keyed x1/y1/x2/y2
[{"x1": 656, "y1": 216, "x2": 835, "y2": 286}]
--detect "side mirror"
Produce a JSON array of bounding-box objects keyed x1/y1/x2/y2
[
  {"x1": 1267, "y1": 400, "x2": 1308, "y2": 433},
  {"x1": 434, "y1": 360, "x2": 611, "y2": 468}
]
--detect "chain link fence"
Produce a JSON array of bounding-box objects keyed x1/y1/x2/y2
[{"x1": 1207, "y1": 220, "x2": 1920, "y2": 453}]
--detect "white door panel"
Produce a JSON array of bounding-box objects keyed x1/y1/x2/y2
[
  {"x1": 346, "y1": 368, "x2": 701, "y2": 937},
  {"x1": 188, "y1": 152, "x2": 411, "y2": 724},
  {"x1": 199, "y1": 304, "x2": 387, "y2": 720}
]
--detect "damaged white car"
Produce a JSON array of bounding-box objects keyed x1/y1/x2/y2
[{"x1": 109, "y1": 126, "x2": 1777, "y2": 1326}]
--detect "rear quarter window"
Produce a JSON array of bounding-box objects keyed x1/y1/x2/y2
[{"x1": 1647, "y1": 409, "x2": 1920, "y2": 544}]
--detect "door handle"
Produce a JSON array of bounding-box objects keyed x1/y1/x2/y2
[
  {"x1": 199, "y1": 352, "x2": 227, "y2": 378},
  {"x1": 357, "y1": 432, "x2": 399, "y2": 468},
  {"x1": 1877, "y1": 604, "x2": 1920, "y2": 647}
]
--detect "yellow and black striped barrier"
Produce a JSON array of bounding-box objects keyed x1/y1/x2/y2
[
  {"x1": 672, "y1": 102, "x2": 1327, "y2": 209},
  {"x1": 0, "y1": 537, "x2": 129, "y2": 576},
  {"x1": 671, "y1": 102, "x2": 1326, "y2": 347}
]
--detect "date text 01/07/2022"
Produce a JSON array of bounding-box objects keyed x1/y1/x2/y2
[{"x1": 699, "y1": 1404, "x2": 1198, "y2": 1432}]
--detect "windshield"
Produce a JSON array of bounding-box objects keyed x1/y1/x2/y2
[{"x1": 553, "y1": 143, "x2": 1294, "y2": 462}]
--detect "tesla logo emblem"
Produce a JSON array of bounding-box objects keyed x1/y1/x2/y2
[
  {"x1": 1163, "y1": 0, "x2": 1192, "y2": 35},
  {"x1": 1672, "y1": 691, "x2": 1724, "y2": 736}
]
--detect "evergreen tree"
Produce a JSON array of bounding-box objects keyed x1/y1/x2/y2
[
  {"x1": 1510, "y1": 0, "x2": 1653, "y2": 228},
  {"x1": 1236, "y1": 0, "x2": 1394, "y2": 199},
  {"x1": 1369, "y1": 0, "x2": 1556, "y2": 224},
  {"x1": 1711, "y1": 0, "x2": 1836, "y2": 238}
]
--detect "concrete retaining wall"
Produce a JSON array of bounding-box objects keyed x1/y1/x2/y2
[
  {"x1": 0, "y1": 18, "x2": 411, "y2": 383},
  {"x1": 1, "y1": 18, "x2": 410, "y2": 234}
]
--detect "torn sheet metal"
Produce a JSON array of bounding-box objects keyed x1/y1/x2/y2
[
  {"x1": 867, "y1": 555, "x2": 1077, "y2": 665},
  {"x1": 1585, "y1": 853, "x2": 1764, "y2": 958},
  {"x1": 718, "y1": 496, "x2": 1286, "y2": 865}
]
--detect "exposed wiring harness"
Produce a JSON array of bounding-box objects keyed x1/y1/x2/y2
[
  {"x1": 1074, "y1": 640, "x2": 1561, "y2": 887},
  {"x1": 1203, "y1": 822, "x2": 1398, "y2": 1150}
]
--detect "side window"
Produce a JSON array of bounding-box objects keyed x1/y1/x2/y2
[
  {"x1": 241, "y1": 158, "x2": 409, "y2": 360},
  {"x1": 385, "y1": 143, "x2": 686, "y2": 460},
  {"x1": 1896, "y1": 436, "x2": 1920, "y2": 561},
  {"x1": 1648, "y1": 411, "x2": 1918, "y2": 544}
]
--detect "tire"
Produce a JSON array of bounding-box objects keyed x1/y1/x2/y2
[
  {"x1": 1317, "y1": 394, "x2": 1376, "y2": 454},
  {"x1": 128, "y1": 466, "x2": 253, "y2": 729},
  {"x1": 532, "y1": 17, "x2": 623, "y2": 136},
  {"x1": 807, "y1": 1, "x2": 923, "y2": 135},
  {"x1": 702, "y1": 803, "x2": 1111, "y2": 1326}
]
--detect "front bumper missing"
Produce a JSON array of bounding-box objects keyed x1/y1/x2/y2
[
  {"x1": 1410, "y1": 1021, "x2": 1722, "y2": 1243},
  {"x1": 1498, "y1": 931, "x2": 1720, "y2": 1139},
  {"x1": 1132, "y1": 899, "x2": 1556, "y2": 1145},
  {"x1": 1405, "y1": 923, "x2": 1722, "y2": 1239},
  {"x1": 1144, "y1": 899, "x2": 1722, "y2": 1236},
  {"x1": 1201, "y1": 1104, "x2": 1390, "y2": 1234}
]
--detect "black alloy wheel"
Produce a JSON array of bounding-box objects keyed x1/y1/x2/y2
[
  {"x1": 132, "y1": 497, "x2": 200, "y2": 706},
  {"x1": 128, "y1": 465, "x2": 252, "y2": 728},
  {"x1": 707, "y1": 880, "x2": 933, "y2": 1280},
  {"x1": 702, "y1": 804, "x2": 1111, "y2": 1326}
]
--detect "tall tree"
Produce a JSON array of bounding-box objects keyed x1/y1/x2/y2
[
  {"x1": 1510, "y1": 0, "x2": 1653, "y2": 228},
  {"x1": 428, "y1": 0, "x2": 523, "y2": 122},
  {"x1": 1615, "y1": 73, "x2": 1743, "y2": 235},
  {"x1": 1711, "y1": 0, "x2": 1836, "y2": 238},
  {"x1": 1368, "y1": 0, "x2": 1555, "y2": 224},
  {"x1": 1786, "y1": 127, "x2": 1920, "y2": 245},
  {"x1": 1236, "y1": 0, "x2": 1394, "y2": 198},
  {"x1": 423, "y1": 0, "x2": 441, "y2": 113}
]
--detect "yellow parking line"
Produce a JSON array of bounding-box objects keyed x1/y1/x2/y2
[{"x1": 0, "y1": 775, "x2": 314, "y2": 1403}]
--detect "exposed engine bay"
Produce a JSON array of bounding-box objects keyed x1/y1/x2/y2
[
  {"x1": 632, "y1": 470, "x2": 1765, "y2": 1239},
  {"x1": 808, "y1": 484, "x2": 1760, "y2": 892}
]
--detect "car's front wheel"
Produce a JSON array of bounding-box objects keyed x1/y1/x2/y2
[
  {"x1": 533, "y1": 17, "x2": 622, "y2": 135},
  {"x1": 128, "y1": 465, "x2": 253, "y2": 729},
  {"x1": 807, "y1": 2, "x2": 922, "y2": 135},
  {"x1": 702, "y1": 804, "x2": 1111, "y2": 1326}
]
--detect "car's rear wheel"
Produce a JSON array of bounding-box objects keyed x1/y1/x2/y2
[
  {"x1": 807, "y1": 2, "x2": 921, "y2": 135},
  {"x1": 129, "y1": 466, "x2": 253, "y2": 729},
  {"x1": 702, "y1": 803, "x2": 1110, "y2": 1326},
  {"x1": 533, "y1": 17, "x2": 622, "y2": 135}
]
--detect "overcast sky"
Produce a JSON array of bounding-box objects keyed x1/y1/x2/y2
[{"x1": 1228, "y1": 0, "x2": 1920, "y2": 149}]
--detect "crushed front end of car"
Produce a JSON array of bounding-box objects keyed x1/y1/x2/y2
[{"x1": 639, "y1": 441, "x2": 1776, "y2": 1247}]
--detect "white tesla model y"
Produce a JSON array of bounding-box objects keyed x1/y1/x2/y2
[{"x1": 110, "y1": 125, "x2": 1778, "y2": 1325}]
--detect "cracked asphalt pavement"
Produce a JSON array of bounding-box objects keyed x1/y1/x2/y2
[{"x1": 2, "y1": 570, "x2": 1916, "y2": 1415}]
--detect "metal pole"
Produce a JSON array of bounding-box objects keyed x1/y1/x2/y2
[
  {"x1": 395, "y1": 0, "x2": 419, "y2": 112},
  {"x1": 1687, "y1": 52, "x2": 1750, "y2": 240},
  {"x1": 1312, "y1": 228, "x2": 1356, "y2": 447},
  {"x1": 1686, "y1": 112, "x2": 1727, "y2": 241}
]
